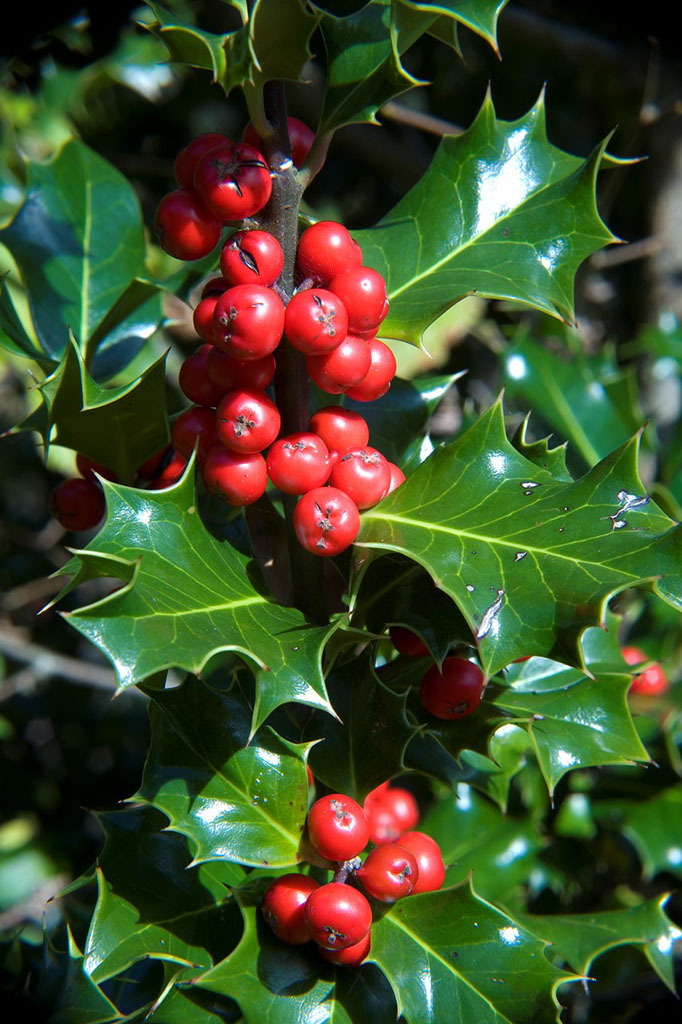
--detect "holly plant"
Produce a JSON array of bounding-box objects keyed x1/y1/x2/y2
[{"x1": 1, "y1": 1, "x2": 681, "y2": 1022}]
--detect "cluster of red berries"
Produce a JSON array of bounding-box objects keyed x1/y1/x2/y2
[
  {"x1": 390, "y1": 627, "x2": 487, "y2": 720},
  {"x1": 261, "y1": 780, "x2": 445, "y2": 966},
  {"x1": 621, "y1": 644, "x2": 669, "y2": 695}
]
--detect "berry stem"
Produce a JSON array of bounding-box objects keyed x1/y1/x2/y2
[{"x1": 251, "y1": 79, "x2": 327, "y2": 624}]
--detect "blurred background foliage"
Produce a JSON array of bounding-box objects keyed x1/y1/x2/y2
[{"x1": 1, "y1": 1, "x2": 682, "y2": 1020}]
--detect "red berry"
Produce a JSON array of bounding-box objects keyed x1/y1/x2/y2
[
  {"x1": 345, "y1": 339, "x2": 396, "y2": 401},
  {"x1": 356, "y1": 842, "x2": 419, "y2": 902},
  {"x1": 201, "y1": 447, "x2": 268, "y2": 506},
  {"x1": 304, "y1": 883, "x2": 372, "y2": 951},
  {"x1": 309, "y1": 406, "x2": 369, "y2": 453},
  {"x1": 328, "y1": 267, "x2": 388, "y2": 335},
  {"x1": 389, "y1": 627, "x2": 428, "y2": 657},
  {"x1": 363, "y1": 782, "x2": 420, "y2": 845},
  {"x1": 155, "y1": 190, "x2": 221, "y2": 261},
  {"x1": 76, "y1": 454, "x2": 117, "y2": 482},
  {"x1": 207, "y1": 347, "x2": 276, "y2": 392},
  {"x1": 297, "y1": 221, "x2": 362, "y2": 285},
  {"x1": 419, "y1": 657, "x2": 485, "y2": 720},
  {"x1": 385, "y1": 462, "x2": 406, "y2": 495},
  {"x1": 261, "y1": 874, "x2": 319, "y2": 944},
  {"x1": 201, "y1": 276, "x2": 229, "y2": 298},
  {"x1": 213, "y1": 284, "x2": 285, "y2": 360},
  {"x1": 193, "y1": 294, "x2": 221, "y2": 343},
  {"x1": 171, "y1": 406, "x2": 221, "y2": 463},
  {"x1": 294, "y1": 487, "x2": 360, "y2": 558},
  {"x1": 50, "y1": 478, "x2": 105, "y2": 531},
  {"x1": 285, "y1": 289, "x2": 348, "y2": 355},
  {"x1": 267, "y1": 433, "x2": 332, "y2": 495},
  {"x1": 174, "y1": 133, "x2": 231, "y2": 190},
  {"x1": 306, "y1": 335, "x2": 372, "y2": 394},
  {"x1": 216, "y1": 387, "x2": 281, "y2": 454},
  {"x1": 178, "y1": 345, "x2": 227, "y2": 407},
  {"x1": 220, "y1": 229, "x2": 284, "y2": 288},
  {"x1": 145, "y1": 448, "x2": 188, "y2": 489},
  {"x1": 307, "y1": 793, "x2": 370, "y2": 862},
  {"x1": 243, "y1": 116, "x2": 315, "y2": 169},
  {"x1": 397, "y1": 832, "x2": 445, "y2": 894},
  {"x1": 193, "y1": 141, "x2": 272, "y2": 221},
  {"x1": 622, "y1": 645, "x2": 669, "y2": 695},
  {"x1": 329, "y1": 446, "x2": 390, "y2": 510},
  {"x1": 319, "y1": 929, "x2": 371, "y2": 967}
]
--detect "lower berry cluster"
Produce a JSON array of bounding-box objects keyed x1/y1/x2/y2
[{"x1": 261, "y1": 779, "x2": 445, "y2": 966}]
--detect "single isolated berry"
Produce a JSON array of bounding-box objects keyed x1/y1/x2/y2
[
  {"x1": 50, "y1": 478, "x2": 105, "y2": 532},
  {"x1": 397, "y1": 831, "x2": 445, "y2": 894},
  {"x1": 216, "y1": 388, "x2": 281, "y2": 454},
  {"x1": 389, "y1": 626, "x2": 428, "y2": 657},
  {"x1": 213, "y1": 284, "x2": 285, "y2": 360},
  {"x1": 622, "y1": 645, "x2": 669, "y2": 695},
  {"x1": 243, "y1": 116, "x2": 315, "y2": 169},
  {"x1": 304, "y1": 882, "x2": 372, "y2": 950},
  {"x1": 260, "y1": 873, "x2": 319, "y2": 945},
  {"x1": 220, "y1": 229, "x2": 284, "y2": 288},
  {"x1": 356, "y1": 842, "x2": 419, "y2": 902},
  {"x1": 296, "y1": 221, "x2": 362, "y2": 285},
  {"x1": 193, "y1": 141, "x2": 272, "y2": 221},
  {"x1": 309, "y1": 406, "x2": 370, "y2": 453},
  {"x1": 155, "y1": 189, "x2": 221, "y2": 261},
  {"x1": 284, "y1": 288, "x2": 349, "y2": 355},
  {"x1": 294, "y1": 487, "x2": 360, "y2": 558},
  {"x1": 419, "y1": 657, "x2": 485, "y2": 720},
  {"x1": 306, "y1": 793, "x2": 370, "y2": 862},
  {"x1": 329, "y1": 446, "x2": 390, "y2": 510},
  {"x1": 267, "y1": 433, "x2": 332, "y2": 495}
]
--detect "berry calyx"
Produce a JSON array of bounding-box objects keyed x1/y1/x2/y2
[
  {"x1": 397, "y1": 832, "x2": 445, "y2": 894},
  {"x1": 267, "y1": 433, "x2": 332, "y2": 495},
  {"x1": 174, "y1": 133, "x2": 231, "y2": 190},
  {"x1": 220, "y1": 229, "x2": 284, "y2": 288},
  {"x1": 193, "y1": 141, "x2": 272, "y2": 221},
  {"x1": 261, "y1": 874, "x2": 319, "y2": 944},
  {"x1": 213, "y1": 284, "x2": 285, "y2": 360},
  {"x1": 309, "y1": 406, "x2": 370, "y2": 453},
  {"x1": 285, "y1": 289, "x2": 349, "y2": 355},
  {"x1": 216, "y1": 388, "x2": 281, "y2": 454},
  {"x1": 155, "y1": 190, "x2": 221, "y2": 261},
  {"x1": 419, "y1": 657, "x2": 485, "y2": 720},
  {"x1": 319, "y1": 929, "x2": 371, "y2": 967},
  {"x1": 306, "y1": 793, "x2": 370, "y2": 862},
  {"x1": 293, "y1": 487, "x2": 360, "y2": 558},
  {"x1": 356, "y1": 842, "x2": 419, "y2": 902},
  {"x1": 49, "y1": 478, "x2": 105, "y2": 532},
  {"x1": 304, "y1": 883, "x2": 372, "y2": 950},
  {"x1": 329, "y1": 446, "x2": 390, "y2": 510},
  {"x1": 622, "y1": 645, "x2": 669, "y2": 695}
]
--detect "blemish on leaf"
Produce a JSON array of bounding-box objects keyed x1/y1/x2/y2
[
  {"x1": 514, "y1": 551, "x2": 527, "y2": 562},
  {"x1": 466, "y1": 584, "x2": 475, "y2": 592},
  {"x1": 476, "y1": 589, "x2": 505, "y2": 639}
]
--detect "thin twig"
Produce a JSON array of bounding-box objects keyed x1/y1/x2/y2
[
  {"x1": 0, "y1": 627, "x2": 121, "y2": 693},
  {"x1": 379, "y1": 101, "x2": 463, "y2": 137}
]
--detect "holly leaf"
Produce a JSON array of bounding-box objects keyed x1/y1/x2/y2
[
  {"x1": 242, "y1": 0, "x2": 319, "y2": 90},
  {"x1": 511, "y1": 416, "x2": 572, "y2": 483},
  {"x1": 420, "y1": 784, "x2": 544, "y2": 904},
  {"x1": 15, "y1": 337, "x2": 169, "y2": 483},
  {"x1": 355, "y1": 92, "x2": 617, "y2": 344},
  {"x1": 401, "y1": 0, "x2": 509, "y2": 52},
  {"x1": 0, "y1": 139, "x2": 146, "y2": 360},
  {"x1": 316, "y1": 0, "x2": 434, "y2": 134},
  {"x1": 32, "y1": 928, "x2": 123, "y2": 1023},
  {"x1": 143, "y1": 3, "x2": 229, "y2": 81},
  {"x1": 303, "y1": 655, "x2": 416, "y2": 800},
  {"x1": 135, "y1": 678, "x2": 311, "y2": 867},
  {"x1": 56, "y1": 467, "x2": 335, "y2": 731},
  {"x1": 84, "y1": 805, "x2": 244, "y2": 983},
  {"x1": 143, "y1": 984, "x2": 242, "y2": 1023},
  {"x1": 86, "y1": 279, "x2": 164, "y2": 381},
  {"x1": 0, "y1": 276, "x2": 53, "y2": 367},
  {"x1": 371, "y1": 879, "x2": 572, "y2": 1023},
  {"x1": 357, "y1": 397, "x2": 682, "y2": 675},
  {"x1": 503, "y1": 332, "x2": 642, "y2": 467},
  {"x1": 518, "y1": 897, "x2": 682, "y2": 992},
  {"x1": 596, "y1": 783, "x2": 682, "y2": 880}
]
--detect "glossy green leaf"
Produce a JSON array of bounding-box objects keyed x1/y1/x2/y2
[
  {"x1": 57, "y1": 467, "x2": 335, "y2": 730},
  {"x1": 518, "y1": 897, "x2": 682, "y2": 992},
  {"x1": 357, "y1": 397, "x2": 682, "y2": 675},
  {"x1": 304, "y1": 655, "x2": 416, "y2": 800},
  {"x1": 243, "y1": 0, "x2": 319, "y2": 90},
  {"x1": 85, "y1": 805, "x2": 244, "y2": 983},
  {"x1": 421, "y1": 784, "x2": 544, "y2": 903},
  {"x1": 135, "y1": 678, "x2": 310, "y2": 866},
  {"x1": 87, "y1": 279, "x2": 164, "y2": 381},
  {"x1": 355, "y1": 93, "x2": 617, "y2": 344},
  {"x1": 0, "y1": 276, "x2": 52, "y2": 366},
  {"x1": 401, "y1": 0, "x2": 509, "y2": 51},
  {"x1": 0, "y1": 139, "x2": 145, "y2": 360},
  {"x1": 511, "y1": 417, "x2": 572, "y2": 483},
  {"x1": 503, "y1": 332, "x2": 642, "y2": 467},
  {"x1": 144, "y1": 3, "x2": 229, "y2": 81},
  {"x1": 144, "y1": 983, "x2": 242, "y2": 1023},
  {"x1": 316, "y1": 0, "x2": 433, "y2": 134},
  {"x1": 371, "y1": 879, "x2": 571, "y2": 1023},
  {"x1": 32, "y1": 928, "x2": 122, "y2": 1023},
  {"x1": 340, "y1": 373, "x2": 457, "y2": 469},
  {"x1": 16, "y1": 337, "x2": 169, "y2": 483},
  {"x1": 599, "y1": 783, "x2": 682, "y2": 880}
]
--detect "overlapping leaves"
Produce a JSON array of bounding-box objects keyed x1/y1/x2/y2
[
  {"x1": 356, "y1": 92, "x2": 617, "y2": 343},
  {"x1": 56, "y1": 468, "x2": 335, "y2": 731},
  {"x1": 357, "y1": 397, "x2": 682, "y2": 674}
]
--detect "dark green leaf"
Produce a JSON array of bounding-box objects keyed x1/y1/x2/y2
[
  {"x1": 144, "y1": 983, "x2": 242, "y2": 1023},
  {"x1": 85, "y1": 805, "x2": 244, "y2": 983},
  {"x1": 33, "y1": 928, "x2": 122, "y2": 1023},
  {"x1": 87, "y1": 279, "x2": 164, "y2": 381},
  {"x1": 518, "y1": 897, "x2": 681, "y2": 992},
  {"x1": 0, "y1": 139, "x2": 145, "y2": 359},
  {"x1": 0, "y1": 276, "x2": 53, "y2": 366},
  {"x1": 371, "y1": 879, "x2": 571, "y2": 1023},
  {"x1": 57, "y1": 468, "x2": 335, "y2": 729},
  {"x1": 597, "y1": 783, "x2": 682, "y2": 880},
  {"x1": 144, "y1": 3, "x2": 228, "y2": 81},
  {"x1": 357, "y1": 397, "x2": 682, "y2": 675},
  {"x1": 136, "y1": 678, "x2": 311, "y2": 867},
  {"x1": 511, "y1": 416, "x2": 572, "y2": 483},
  {"x1": 355, "y1": 93, "x2": 617, "y2": 343}
]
